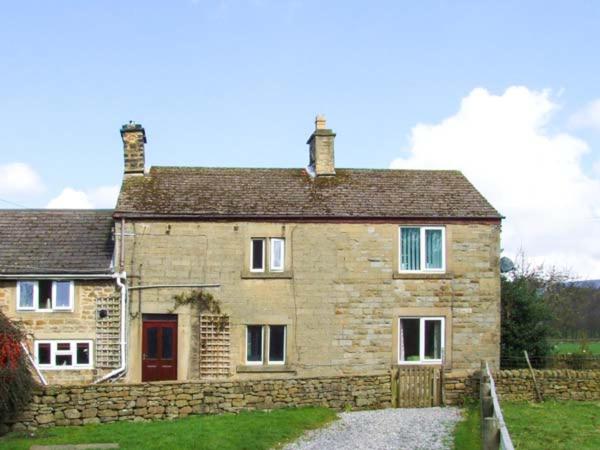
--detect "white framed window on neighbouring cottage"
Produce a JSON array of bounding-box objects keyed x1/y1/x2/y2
[
  {"x1": 398, "y1": 317, "x2": 444, "y2": 364},
  {"x1": 270, "y1": 238, "x2": 285, "y2": 272},
  {"x1": 250, "y1": 238, "x2": 265, "y2": 272},
  {"x1": 35, "y1": 340, "x2": 93, "y2": 369},
  {"x1": 399, "y1": 226, "x2": 445, "y2": 272},
  {"x1": 17, "y1": 280, "x2": 74, "y2": 311}
]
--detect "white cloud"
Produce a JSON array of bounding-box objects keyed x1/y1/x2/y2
[
  {"x1": 391, "y1": 86, "x2": 600, "y2": 279},
  {"x1": 0, "y1": 162, "x2": 44, "y2": 196},
  {"x1": 46, "y1": 185, "x2": 119, "y2": 209},
  {"x1": 569, "y1": 99, "x2": 600, "y2": 130}
]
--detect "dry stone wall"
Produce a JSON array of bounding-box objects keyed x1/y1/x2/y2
[
  {"x1": 443, "y1": 369, "x2": 600, "y2": 405},
  {"x1": 493, "y1": 369, "x2": 600, "y2": 402},
  {"x1": 8, "y1": 374, "x2": 391, "y2": 432}
]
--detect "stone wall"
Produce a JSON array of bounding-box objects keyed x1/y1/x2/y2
[
  {"x1": 443, "y1": 370, "x2": 479, "y2": 405},
  {"x1": 442, "y1": 368, "x2": 600, "y2": 405},
  {"x1": 493, "y1": 369, "x2": 600, "y2": 402},
  {"x1": 119, "y1": 220, "x2": 501, "y2": 382},
  {"x1": 8, "y1": 374, "x2": 391, "y2": 432}
]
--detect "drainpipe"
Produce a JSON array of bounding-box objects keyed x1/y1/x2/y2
[
  {"x1": 94, "y1": 271, "x2": 128, "y2": 384},
  {"x1": 21, "y1": 342, "x2": 48, "y2": 386}
]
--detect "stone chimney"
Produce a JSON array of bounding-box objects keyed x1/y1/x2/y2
[
  {"x1": 120, "y1": 121, "x2": 146, "y2": 176},
  {"x1": 307, "y1": 114, "x2": 336, "y2": 177}
]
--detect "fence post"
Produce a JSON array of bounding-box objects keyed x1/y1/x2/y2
[
  {"x1": 391, "y1": 367, "x2": 399, "y2": 408},
  {"x1": 482, "y1": 417, "x2": 500, "y2": 450}
]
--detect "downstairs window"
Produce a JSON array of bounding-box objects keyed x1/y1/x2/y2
[
  {"x1": 246, "y1": 325, "x2": 286, "y2": 365},
  {"x1": 399, "y1": 317, "x2": 444, "y2": 364},
  {"x1": 35, "y1": 340, "x2": 93, "y2": 369}
]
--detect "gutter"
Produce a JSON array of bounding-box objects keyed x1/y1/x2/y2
[
  {"x1": 94, "y1": 271, "x2": 128, "y2": 384},
  {"x1": 0, "y1": 273, "x2": 114, "y2": 280}
]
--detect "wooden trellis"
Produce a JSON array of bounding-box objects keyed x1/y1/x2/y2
[
  {"x1": 95, "y1": 295, "x2": 121, "y2": 369},
  {"x1": 199, "y1": 314, "x2": 230, "y2": 378}
]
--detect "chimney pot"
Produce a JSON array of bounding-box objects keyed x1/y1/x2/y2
[{"x1": 315, "y1": 114, "x2": 327, "y2": 130}]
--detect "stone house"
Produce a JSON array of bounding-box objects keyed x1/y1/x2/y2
[
  {"x1": 0, "y1": 210, "x2": 123, "y2": 384},
  {"x1": 114, "y1": 117, "x2": 502, "y2": 385}
]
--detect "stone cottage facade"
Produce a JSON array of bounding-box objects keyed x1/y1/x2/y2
[
  {"x1": 0, "y1": 210, "x2": 123, "y2": 384},
  {"x1": 114, "y1": 117, "x2": 502, "y2": 385}
]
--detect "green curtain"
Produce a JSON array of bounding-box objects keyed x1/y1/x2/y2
[{"x1": 401, "y1": 228, "x2": 420, "y2": 270}]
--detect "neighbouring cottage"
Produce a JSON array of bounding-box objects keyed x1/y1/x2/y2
[
  {"x1": 0, "y1": 210, "x2": 123, "y2": 384},
  {"x1": 114, "y1": 116, "x2": 502, "y2": 385}
]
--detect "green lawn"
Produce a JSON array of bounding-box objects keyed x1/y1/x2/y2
[
  {"x1": 552, "y1": 341, "x2": 600, "y2": 355},
  {"x1": 0, "y1": 407, "x2": 337, "y2": 450},
  {"x1": 503, "y1": 401, "x2": 600, "y2": 450},
  {"x1": 452, "y1": 402, "x2": 481, "y2": 450}
]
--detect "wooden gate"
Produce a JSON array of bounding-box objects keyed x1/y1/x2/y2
[{"x1": 392, "y1": 366, "x2": 442, "y2": 407}]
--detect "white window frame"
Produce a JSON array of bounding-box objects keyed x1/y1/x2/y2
[
  {"x1": 16, "y1": 280, "x2": 75, "y2": 312},
  {"x1": 398, "y1": 226, "x2": 446, "y2": 273},
  {"x1": 245, "y1": 325, "x2": 264, "y2": 365},
  {"x1": 269, "y1": 238, "x2": 285, "y2": 272},
  {"x1": 398, "y1": 317, "x2": 445, "y2": 365},
  {"x1": 267, "y1": 325, "x2": 286, "y2": 365},
  {"x1": 16, "y1": 281, "x2": 37, "y2": 311},
  {"x1": 34, "y1": 339, "x2": 94, "y2": 370},
  {"x1": 250, "y1": 238, "x2": 266, "y2": 273}
]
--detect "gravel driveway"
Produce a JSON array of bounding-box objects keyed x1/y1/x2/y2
[{"x1": 284, "y1": 407, "x2": 461, "y2": 450}]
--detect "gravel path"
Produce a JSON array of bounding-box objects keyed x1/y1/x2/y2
[{"x1": 284, "y1": 407, "x2": 461, "y2": 450}]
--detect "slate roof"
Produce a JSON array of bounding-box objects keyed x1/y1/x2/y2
[
  {"x1": 115, "y1": 167, "x2": 501, "y2": 219},
  {"x1": 0, "y1": 210, "x2": 114, "y2": 275}
]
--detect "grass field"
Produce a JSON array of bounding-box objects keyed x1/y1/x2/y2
[
  {"x1": 452, "y1": 401, "x2": 481, "y2": 450},
  {"x1": 503, "y1": 401, "x2": 600, "y2": 450},
  {"x1": 552, "y1": 341, "x2": 600, "y2": 355},
  {"x1": 0, "y1": 407, "x2": 337, "y2": 450}
]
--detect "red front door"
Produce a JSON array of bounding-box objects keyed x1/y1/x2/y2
[{"x1": 142, "y1": 314, "x2": 178, "y2": 382}]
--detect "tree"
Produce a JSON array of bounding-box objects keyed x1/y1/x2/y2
[{"x1": 500, "y1": 264, "x2": 555, "y2": 368}]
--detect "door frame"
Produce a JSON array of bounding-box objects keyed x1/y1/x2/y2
[{"x1": 141, "y1": 314, "x2": 178, "y2": 382}]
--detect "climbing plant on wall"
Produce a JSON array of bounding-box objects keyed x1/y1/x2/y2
[
  {"x1": 0, "y1": 311, "x2": 36, "y2": 428},
  {"x1": 170, "y1": 289, "x2": 227, "y2": 330}
]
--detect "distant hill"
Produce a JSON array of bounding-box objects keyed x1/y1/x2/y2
[{"x1": 567, "y1": 279, "x2": 600, "y2": 289}]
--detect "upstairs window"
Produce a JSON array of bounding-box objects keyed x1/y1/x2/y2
[
  {"x1": 17, "y1": 280, "x2": 74, "y2": 311},
  {"x1": 35, "y1": 340, "x2": 93, "y2": 369},
  {"x1": 399, "y1": 227, "x2": 445, "y2": 272},
  {"x1": 250, "y1": 238, "x2": 286, "y2": 273},
  {"x1": 270, "y1": 239, "x2": 285, "y2": 272},
  {"x1": 250, "y1": 239, "x2": 265, "y2": 272},
  {"x1": 399, "y1": 317, "x2": 444, "y2": 364}
]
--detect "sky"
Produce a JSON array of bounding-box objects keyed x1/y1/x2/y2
[{"x1": 1, "y1": 1, "x2": 600, "y2": 278}]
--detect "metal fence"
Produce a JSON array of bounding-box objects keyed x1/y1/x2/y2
[{"x1": 501, "y1": 354, "x2": 600, "y2": 370}]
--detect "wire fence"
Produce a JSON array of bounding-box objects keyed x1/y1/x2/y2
[{"x1": 500, "y1": 354, "x2": 600, "y2": 370}]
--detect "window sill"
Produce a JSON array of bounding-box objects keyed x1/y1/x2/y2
[
  {"x1": 241, "y1": 271, "x2": 293, "y2": 280},
  {"x1": 236, "y1": 364, "x2": 296, "y2": 374},
  {"x1": 393, "y1": 272, "x2": 453, "y2": 280}
]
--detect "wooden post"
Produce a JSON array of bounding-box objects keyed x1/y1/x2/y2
[
  {"x1": 482, "y1": 417, "x2": 500, "y2": 450},
  {"x1": 523, "y1": 351, "x2": 543, "y2": 402},
  {"x1": 391, "y1": 368, "x2": 399, "y2": 408}
]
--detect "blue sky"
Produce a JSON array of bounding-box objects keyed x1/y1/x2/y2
[{"x1": 1, "y1": 1, "x2": 600, "y2": 276}]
